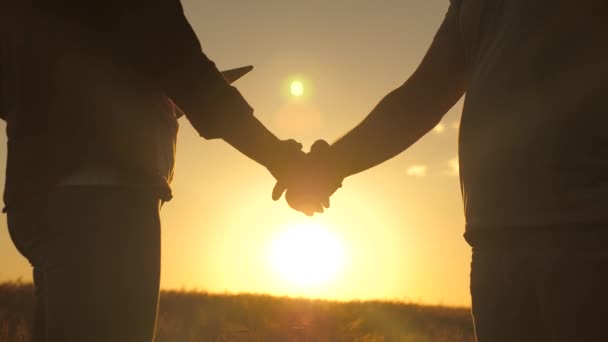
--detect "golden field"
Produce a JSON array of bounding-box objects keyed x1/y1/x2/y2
[{"x1": 0, "y1": 282, "x2": 474, "y2": 342}]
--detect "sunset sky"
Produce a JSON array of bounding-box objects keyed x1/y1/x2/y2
[{"x1": 0, "y1": 0, "x2": 472, "y2": 307}]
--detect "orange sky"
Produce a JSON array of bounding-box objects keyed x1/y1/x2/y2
[{"x1": 0, "y1": 0, "x2": 473, "y2": 307}]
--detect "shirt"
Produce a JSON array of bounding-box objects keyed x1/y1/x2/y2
[
  {"x1": 0, "y1": 0, "x2": 253, "y2": 206},
  {"x1": 443, "y1": 0, "x2": 608, "y2": 231}
]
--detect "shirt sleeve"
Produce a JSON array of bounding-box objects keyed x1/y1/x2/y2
[
  {"x1": 152, "y1": 0, "x2": 254, "y2": 140},
  {"x1": 433, "y1": 0, "x2": 465, "y2": 66},
  {"x1": 441, "y1": 0, "x2": 462, "y2": 37},
  {"x1": 449, "y1": 0, "x2": 462, "y2": 9}
]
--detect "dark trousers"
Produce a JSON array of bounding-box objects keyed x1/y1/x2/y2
[
  {"x1": 7, "y1": 187, "x2": 162, "y2": 342},
  {"x1": 469, "y1": 229, "x2": 608, "y2": 342}
]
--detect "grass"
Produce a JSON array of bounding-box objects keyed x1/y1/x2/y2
[{"x1": 0, "y1": 281, "x2": 474, "y2": 341}]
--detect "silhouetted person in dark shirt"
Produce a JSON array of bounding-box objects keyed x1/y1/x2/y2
[
  {"x1": 1, "y1": 1, "x2": 306, "y2": 341},
  {"x1": 279, "y1": 1, "x2": 608, "y2": 341}
]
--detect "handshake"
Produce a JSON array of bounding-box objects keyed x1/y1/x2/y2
[{"x1": 268, "y1": 139, "x2": 344, "y2": 216}]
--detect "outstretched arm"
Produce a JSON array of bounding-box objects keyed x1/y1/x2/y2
[
  {"x1": 328, "y1": 4, "x2": 467, "y2": 179},
  {"x1": 149, "y1": 0, "x2": 303, "y2": 179},
  {"x1": 278, "y1": 3, "x2": 468, "y2": 215}
]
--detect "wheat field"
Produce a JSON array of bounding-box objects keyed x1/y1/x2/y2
[{"x1": 0, "y1": 281, "x2": 474, "y2": 342}]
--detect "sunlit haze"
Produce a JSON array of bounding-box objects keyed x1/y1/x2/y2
[
  {"x1": 269, "y1": 222, "x2": 345, "y2": 288},
  {"x1": 0, "y1": 0, "x2": 470, "y2": 306}
]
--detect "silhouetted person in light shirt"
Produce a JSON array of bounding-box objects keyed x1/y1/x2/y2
[
  {"x1": 279, "y1": 1, "x2": 608, "y2": 341},
  {"x1": 0, "y1": 0, "x2": 306, "y2": 341}
]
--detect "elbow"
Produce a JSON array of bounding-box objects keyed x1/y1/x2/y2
[{"x1": 423, "y1": 109, "x2": 446, "y2": 133}]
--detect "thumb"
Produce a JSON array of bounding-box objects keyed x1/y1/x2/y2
[{"x1": 272, "y1": 181, "x2": 287, "y2": 201}]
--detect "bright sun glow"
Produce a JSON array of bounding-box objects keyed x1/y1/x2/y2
[
  {"x1": 290, "y1": 80, "x2": 304, "y2": 97},
  {"x1": 270, "y1": 223, "x2": 344, "y2": 287}
]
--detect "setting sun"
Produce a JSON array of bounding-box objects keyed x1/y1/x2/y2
[{"x1": 269, "y1": 223, "x2": 345, "y2": 287}]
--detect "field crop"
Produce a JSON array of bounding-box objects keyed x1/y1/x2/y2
[{"x1": 0, "y1": 281, "x2": 474, "y2": 342}]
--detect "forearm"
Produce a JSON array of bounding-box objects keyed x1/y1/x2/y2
[
  {"x1": 220, "y1": 114, "x2": 286, "y2": 170},
  {"x1": 329, "y1": 81, "x2": 444, "y2": 178},
  {"x1": 328, "y1": 1, "x2": 467, "y2": 179}
]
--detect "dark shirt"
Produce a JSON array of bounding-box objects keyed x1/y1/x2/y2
[
  {"x1": 443, "y1": 0, "x2": 608, "y2": 231},
  {"x1": 0, "y1": 0, "x2": 254, "y2": 207}
]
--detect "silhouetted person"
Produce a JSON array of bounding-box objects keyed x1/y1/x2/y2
[
  {"x1": 0, "y1": 1, "x2": 305, "y2": 341},
  {"x1": 278, "y1": 1, "x2": 608, "y2": 341}
]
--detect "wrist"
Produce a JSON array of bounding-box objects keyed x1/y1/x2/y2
[
  {"x1": 265, "y1": 139, "x2": 304, "y2": 180},
  {"x1": 259, "y1": 136, "x2": 285, "y2": 171},
  {"x1": 326, "y1": 147, "x2": 349, "y2": 182},
  {"x1": 310, "y1": 140, "x2": 348, "y2": 183}
]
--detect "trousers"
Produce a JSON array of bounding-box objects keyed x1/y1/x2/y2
[
  {"x1": 7, "y1": 186, "x2": 162, "y2": 342},
  {"x1": 469, "y1": 229, "x2": 608, "y2": 342}
]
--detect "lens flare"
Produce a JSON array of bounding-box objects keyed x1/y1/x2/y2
[{"x1": 290, "y1": 80, "x2": 305, "y2": 97}]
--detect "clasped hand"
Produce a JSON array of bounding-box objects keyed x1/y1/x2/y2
[{"x1": 269, "y1": 140, "x2": 342, "y2": 216}]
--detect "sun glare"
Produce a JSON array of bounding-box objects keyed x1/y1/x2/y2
[
  {"x1": 290, "y1": 80, "x2": 304, "y2": 97},
  {"x1": 269, "y1": 223, "x2": 344, "y2": 287}
]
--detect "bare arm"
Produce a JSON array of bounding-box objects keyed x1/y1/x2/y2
[{"x1": 328, "y1": 5, "x2": 467, "y2": 179}]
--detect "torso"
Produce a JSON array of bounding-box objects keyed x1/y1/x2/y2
[{"x1": 454, "y1": 0, "x2": 608, "y2": 229}]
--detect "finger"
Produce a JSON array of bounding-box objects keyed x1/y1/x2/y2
[
  {"x1": 304, "y1": 207, "x2": 322, "y2": 217},
  {"x1": 321, "y1": 197, "x2": 330, "y2": 209},
  {"x1": 272, "y1": 182, "x2": 287, "y2": 201},
  {"x1": 310, "y1": 203, "x2": 324, "y2": 215},
  {"x1": 288, "y1": 201, "x2": 323, "y2": 216},
  {"x1": 316, "y1": 204, "x2": 324, "y2": 214},
  {"x1": 310, "y1": 139, "x2": 330, "y2": 153},
  {"x1": 285, "y1": 139, "x2": 303, "y2": 151}
]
